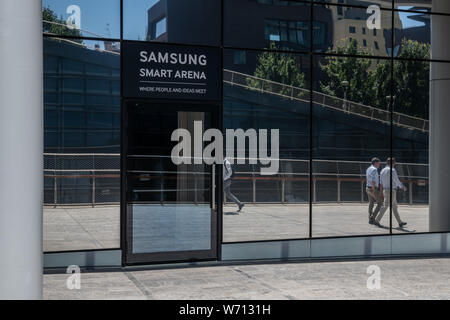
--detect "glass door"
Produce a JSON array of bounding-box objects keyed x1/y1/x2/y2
[{"x1": 123, "y1": 100, "x2": 220, "y2": 264}]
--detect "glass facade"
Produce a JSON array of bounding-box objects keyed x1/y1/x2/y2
[{"x1": 42, "y1": 1, "x2": 450, "y2": 261}]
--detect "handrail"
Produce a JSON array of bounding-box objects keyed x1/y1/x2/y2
[
  {"x1": 43, "y1": 153, "x2": 429, "y2": 206},
  {"x1": 223, "y1": 69, "x2": 429, "y2": 132}
]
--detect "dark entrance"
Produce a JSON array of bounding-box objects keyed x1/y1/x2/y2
[{"x1": 122, "y1": 100, "x2": 221, "y2": 265}]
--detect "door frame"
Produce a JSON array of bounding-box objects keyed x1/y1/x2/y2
[{"x1": 120, "y1": 98, "x2": 223, "y2": 266}]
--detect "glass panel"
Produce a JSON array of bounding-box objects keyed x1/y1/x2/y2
[
  {"x1": 223, "y1": 49, "x2": 310, "y2": 242},
  {"x1": 225, "y1": 0, "x2": 311, "y2": 51},
  {"x1": 43, "y1": 37, "x2": 120, "y2": 252},
  {"x1": 391, "y1": 60, "x2": 434, "y2": 234},
  {"x1": 42, "y1": 0, "x2": 120, "y2": 38},
  {"x1": 395, "y1": 11, "x2": 450, "y2": 60},
  {"x1": 312, "y1": 55, "x2": 391, "y2": 237},
  {"x1": 313, "y1": 4, "x2": 393, "y2": 56},
  {"x1": 314, "y1": 1, "x2": 393, "y2": 9},
  {"x1": 394, "y1": 1, "x2": 436, "y2": 12},
  {"x1": 123, "y1": 0, "x2": 221, "y2": 46},
  {"x1": 126, "y1": 103, "x2": 214, "y2": 254}
]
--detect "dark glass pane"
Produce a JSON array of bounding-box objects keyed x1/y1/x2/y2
[
  {"x1": 123, "y1": 0, "x2": 221, "y2": 46},
  {"x1": 43, "y1": 37, "x2": 120, "y2": 252},
  {"x1": 225, "y1": 0, "x2": 311, "y2": 51},
  {"x1": 391, "y1": 60, "x2": 437, "y2": 234},
  {"x1": 42, "y1": 0, "x2": 120, "y2": 38},
  {"x1": 312, "y1": 55, "x2": 391, "y2": 237},
  {"x1": 313, "y1": 4, "x2": 393, "y2": 56},
  {"x1": 314, "y1": 1, "x2": 392, "y2": 9},
  {"x1": 223, "y1": 48, "x2": 310, "y2": 242}
]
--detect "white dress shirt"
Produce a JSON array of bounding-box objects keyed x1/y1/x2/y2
[
  {"x1": 223, "y1": 159, "x2": 233, "y2": 181},
  {"x1": 366, "y1": 165, "x2": 379, "y2": 188},
  {"x1": 380, "y1": 166, "x2": 404, "y2": 190}
]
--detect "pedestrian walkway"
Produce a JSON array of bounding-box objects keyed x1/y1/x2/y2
[{"x1": 44, "y1": 257, "x2": 450, "y2": 299}]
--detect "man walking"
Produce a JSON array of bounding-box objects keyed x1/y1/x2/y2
[
  {"x1": 366, "y1": 157, "x2": 382, "y2": 224},
  {"x1": 223, "y1": 158, "x2": 244, "y2": 212},
  {"x1": 375, "y1": 157, "x2": 407, "y2": 228}
]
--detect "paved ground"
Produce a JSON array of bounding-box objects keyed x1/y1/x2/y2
[
  {"x1": 44, "y1": 204, "x2": 429, "y2": 252},
  {"x1": 43, "y1": 257, "x2": 450, "y2": 299}
]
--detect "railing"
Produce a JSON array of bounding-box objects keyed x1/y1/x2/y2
[
  {"x1": 223, "y1": 69, "x2": 429, "y2": 132},
  {"x1": 44, "y1": 153, "x2": 120, "y2": 207},
  {"x1": 44, "y1": 154, "x2": 429, "y2": 206}
]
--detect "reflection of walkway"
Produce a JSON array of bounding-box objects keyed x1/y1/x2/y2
[
  {"x1": 224, "y1": 69, "x2": 429, "y2": 132},
  {"x1": 44, "y1": 206, "x2": 120, "y2": 252},
  {"x1": 44, "y1": 204, "x2": 429, "y2": 252},
  {"x1": 223, "y1": 204, "x2": 429, "y2": 242}
]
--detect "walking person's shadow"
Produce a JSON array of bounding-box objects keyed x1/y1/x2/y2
[{"x1": 224, "y1": 210, "x2": 239, "y2": 215}]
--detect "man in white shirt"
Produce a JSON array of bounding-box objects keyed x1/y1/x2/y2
[
  {"x1": 366, "y1": 157, "x2": 382, "y2": 225},
  {"x1": 223, "y1": 158, "x2": 244, "y2": 212},
  {"x1": 375, "y1": 157, "x2": 407, "y2": 228}
]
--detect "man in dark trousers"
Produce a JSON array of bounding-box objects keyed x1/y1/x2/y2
[{"x1": 223, "y1": 158, "x2": 244, "y2": 212}]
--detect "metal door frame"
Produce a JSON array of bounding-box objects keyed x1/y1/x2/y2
[{"x1": 121, "y1": 99, "x2": 222, "y2": 266}]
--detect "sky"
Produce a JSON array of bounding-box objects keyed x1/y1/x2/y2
[{"x1": 43, "y1": 0, "x2": 159, "y2": 40}]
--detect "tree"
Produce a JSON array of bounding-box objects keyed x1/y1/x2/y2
[
  {"x1": 319, "y1": 38, "x2": 431, "y2": 119},
  {"x1": 42, "y1": 7, "x2": 83, "y2": 42},
  {"x1": 248, "y1": 42, "x2": 307, "y2": 97},
  {"x1": 319, "y1": 39, "x2": 376, "y2": 107},
  {"x1": 392, "y1": 38, "x2": 430, "y2": 118}
]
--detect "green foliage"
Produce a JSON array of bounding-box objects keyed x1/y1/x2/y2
[
  {"x1": 319, "y1": 39, "x2": 375, "y2": 106},
  {"x1": 319, "y1": 38, "x2": 431, "y2": 118},
  {"x1": 393, "y1": 39, "x2": 430, "y2": 117},
  {"x1": 42, "y1": 7, "x2": 83, "y2": 42},
  {"x1": 247, "y1": 43, "x2": 306, "y2": 97}
]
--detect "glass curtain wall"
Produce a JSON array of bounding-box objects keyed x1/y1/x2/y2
[
  {"x1": 42, "y1": 0, "x2": 450, "y2": 253},
  {"x1": 43, "y1": 0, "x2": 121, "y2": 252},
  {"x1": 223, "y1": 0, "x2": 450, "y2": 243}
]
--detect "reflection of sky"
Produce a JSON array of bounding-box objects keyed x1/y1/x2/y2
[
  {"x1": 399, "y1": 11, "x2": 426, "y2": 28},
  {"x1": 124, "y1": 0, "x2": 160, "y2": 40},
  {"x1": 43, "y1": 0, "x2": 160, "y2": 40},
  {"x1": 43, "y1": 0, "x2": 120, "y2": 38}
]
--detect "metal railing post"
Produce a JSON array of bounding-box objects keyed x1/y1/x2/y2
[
  {"x1": 253, "y1": 177, "x2": 256, "y2": 204},
  {"x1": 53, "y1": 174, "x2": 57, "y2": 208},
  {"x1": 91, "y1": 170, "x2": 95, "y2": 208},
  {"x1": 194, "y1": 173, "x2": 198, "y2": 205},
  {"x1": 281, "y1": 178, "x2": 285, "y2": 203},
  {"x1": 409, "y1": 182, "x2": 413, "y2": 205},
  {"x1": 361, "y1": 180, "x2": 364, "y2": 203},
  {"x1": 313, "y1": 178, "x2": 317, "y2": 203},
  {"x1": 337, "y1": 179, "x2": 341, "y2": 203}
]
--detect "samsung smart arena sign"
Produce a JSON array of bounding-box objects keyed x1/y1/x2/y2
[{"x1": 122, "y1": 41, "x2": 220, "y2": 100}]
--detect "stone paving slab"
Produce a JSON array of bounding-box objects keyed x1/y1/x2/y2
[
  {"x1": 43, "y1": 258, "x2": 450, "y2": 300},
  {"x1": 43, "y1": 204, "x2": 429, "y2": 252}
]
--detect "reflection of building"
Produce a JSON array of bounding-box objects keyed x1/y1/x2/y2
[
  {"x1": 394, "y1": 13, "x2": 430, "y2": 55},
  {"x1": 44, "y1": 38, "x2": 120, "y2": 153},
  {"x1": 326, "y1": 3, "x2": 401, "y2": 55},
  {"x1": 146, "y1": 0, "x2": 220, "y2": 44},
  {"x1": 147, "y1": 0, "x2": 332, "y2": 76}
]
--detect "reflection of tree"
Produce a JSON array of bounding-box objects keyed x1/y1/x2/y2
[
  {"x1": 319, "y1": 38, "x2": 431, "y2": 119},
  {"x1": 319, "y1": 39, "x2": 375, "y2": 107},
  {"x1": 248, "y1": 43, "x2": 306, "y2": 97},
  {"x1": 42, "y1": 7, "x2": 83, "y2": 43},
  {"x1": 393, "y1": 39, "x2": 430, "y2": 118}
]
